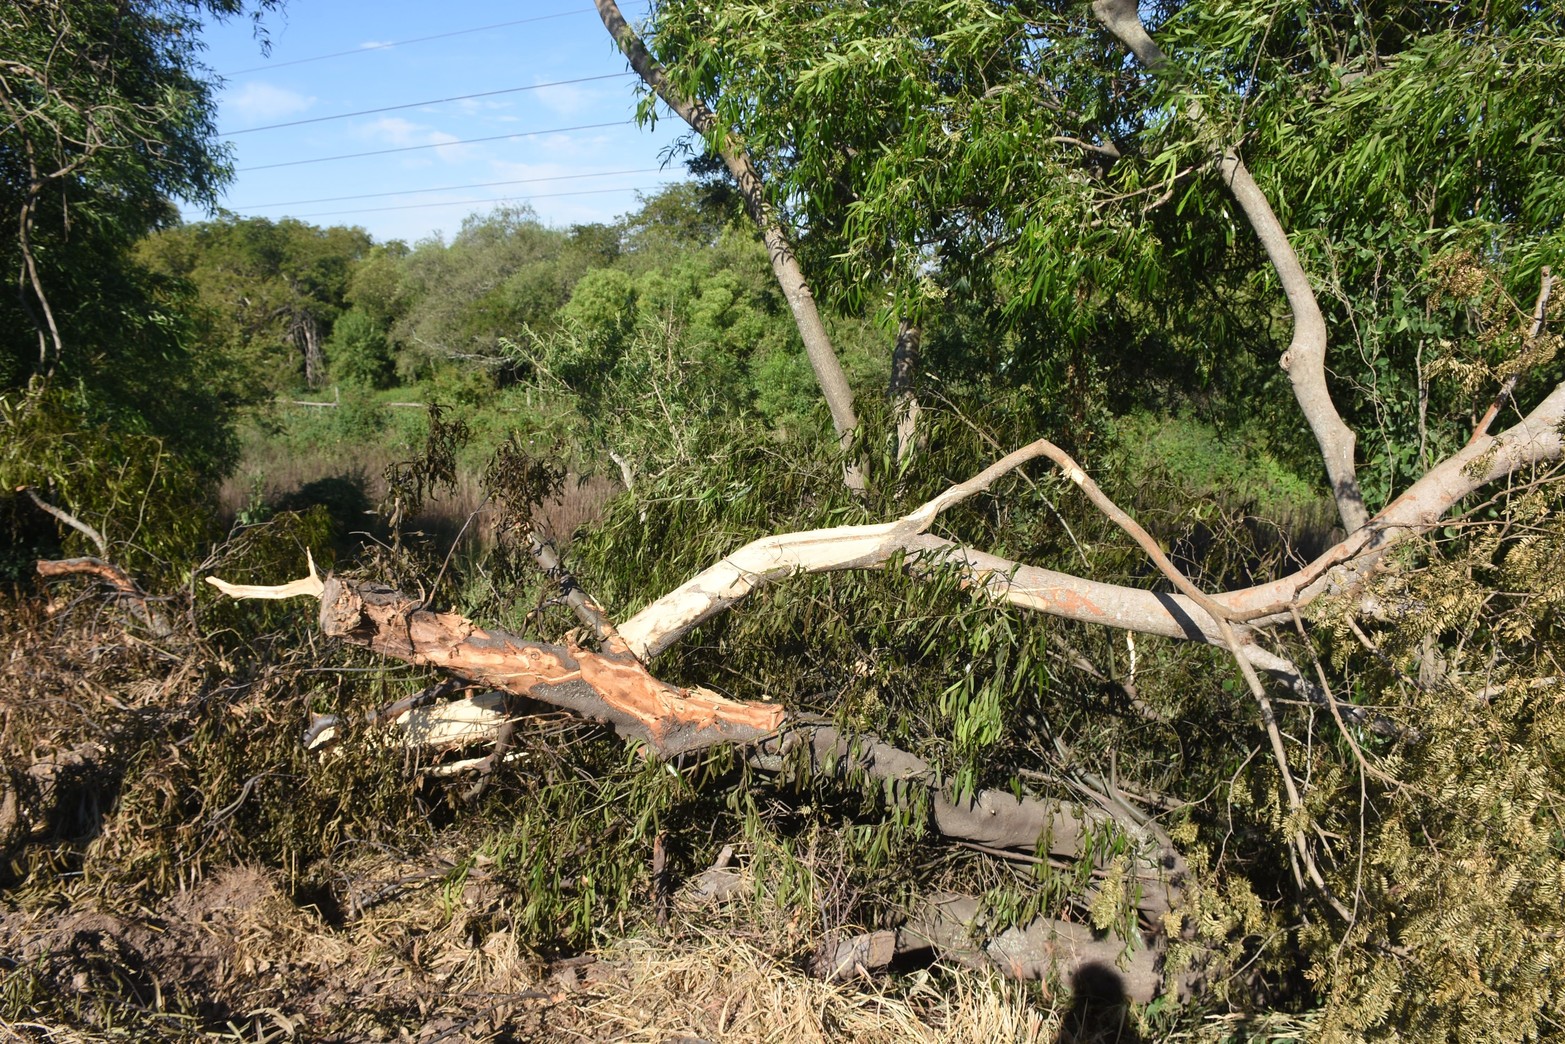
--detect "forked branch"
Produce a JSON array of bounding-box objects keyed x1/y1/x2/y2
[{"x1": 1091, "y1": 0, "x2": 1367, "y2": 532}]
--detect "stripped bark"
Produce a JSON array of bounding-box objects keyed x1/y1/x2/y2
[
  {"x1": 1091, "y1": 0, "x2": 1367, "y2": 533},
  {"x1": 594, "y1": 0, "x2": 865, "y2": 492},
  {"x1": 314, "y1": 576, "x2": 782, "y2": 758}
]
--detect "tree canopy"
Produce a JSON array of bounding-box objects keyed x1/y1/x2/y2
[{"x1": 1, "y1": 0, "x2": 282, "y2": 554}]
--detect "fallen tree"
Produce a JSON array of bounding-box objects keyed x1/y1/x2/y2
[
  {"x1": 207, "y1": 331, "x2": 1564, "y2": 995},
  {"x1": 201, "y1": 0, "x2": 1565, "y2": 1030}
]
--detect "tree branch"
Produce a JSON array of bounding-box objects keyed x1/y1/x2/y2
[
  {"x1": 1091, "y1": 0, "x2": 1368, "y2": 533},
  {"x1": 22, "y1": 486, "x2": 106, "y2": 556},
  {"x1": 594, "y1": 0, "x2": 865, "y2": 491},
  {"x1": 36, "y1": 557, "x2": 170, "y2": 637},
  {"x1": 621, "y1": 380, "x2": 1565, "y2": 661},
  {"x1": 888, "y1": 318, "x2": 921, "y2": 465},
  {"x1": 1470, "y1": 265, "x2": 1555, "y2": 444}
]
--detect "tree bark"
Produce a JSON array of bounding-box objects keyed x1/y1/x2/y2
[
  {"x1": 594, "y1": 0, "x2": 865, "y2": 492},
  {"x1": 900, "y1": 894, "x2": 1167, "y2": 1003}
]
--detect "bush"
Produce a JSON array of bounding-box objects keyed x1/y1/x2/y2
[{"x1": 328, "y1": 308, "x2": 394, "y2": 389}]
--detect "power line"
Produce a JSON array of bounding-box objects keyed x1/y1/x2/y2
[
  {"x1": 221, "y1": 73, "x2": 632, "y2": 136},
  {"x1": 279, "y1": 183, "x2": 674, "y2": 220},
  {"x1": 220, "y1": 9, "x2": 589, "y2": 76},
  {"x1": 236, "y1": 119, "x2": 633, "y2": 171},
  {"x1": 233, "y1": 168, "x2": 665, "y2": 209}
]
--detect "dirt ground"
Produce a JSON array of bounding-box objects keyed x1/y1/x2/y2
[{"x1": 0, "y1": 858, "x2": 1073, "y2": 1042}]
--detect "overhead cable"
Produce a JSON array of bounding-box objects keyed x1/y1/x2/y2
[
  {"x1": 233, "y1": 168, "x2": 664, "y2": 209},
  {"x1": 222, "y1": 73, "x2": 632, "y2": 135},
  {"x1": 237, "y1": 120, "x2": 632, "y2": 171},
  {"x1": 220, "y1": 9, "x2": 589, "y2": 76},
  {"x1": 279, "y1": 183, "x2": 674, "y2": 220}
]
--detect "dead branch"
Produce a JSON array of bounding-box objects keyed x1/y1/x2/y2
[
  {"x1": 206, "y1": 550, "x2": 326, "y2": 601},
  {"x1": 313, "y1": 576, "x2": 782, "y2": 758},
  {"x1": 208, "y1": 570, "x2": 1184, "y2": 923},
  {"x1": 22, "y1": 487, "x2": 106, "y2": 555},
  {"x1": 621, "y1": 383, "x2": 1565, "y2": 660},
  {"x1": 36, "y1": 556, "x2": 169, "y2": 637}
]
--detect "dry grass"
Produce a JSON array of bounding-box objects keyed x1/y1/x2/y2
[
  {"x1": 569, "y1": 935, "x2": 1058, "y2": 1043},
  {"x1": 219, "y1": 429, "x2": 621, "y2": 557},
  {"x1": 0, "y1": 855, "x2": 1063, "y2": 1043}
]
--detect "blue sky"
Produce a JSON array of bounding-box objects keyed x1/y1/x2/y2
[{"x1": 191, "y1": 2, "x2": 688, "y2": 245}]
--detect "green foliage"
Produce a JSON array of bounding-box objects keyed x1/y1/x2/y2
[
  {"x1": 328, "y1": 308, "x2": 394, "y2": 389},
  {"x1": 136, "y1": 215, "x2": 374, "y2": 393},
  {"x1": 528, "y1": 221, "x2": 887, "y2": 466},
  {"x1": 0, "y1": 0, "x2": 278, "y2": 387},
  {"x1": 0, "y1": 2, "x2": 281, "y2": 551},
  {"x1": 0, "y1": 383, "x2": 224, "y2": 581},
  {"x1": 387, "y1": 206, "x2": 616, "y2": 378}
]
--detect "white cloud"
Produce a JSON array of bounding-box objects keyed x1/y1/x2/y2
[
  {"x1": 531, "y1": 80, "x2": 600, "y2": 118},
  {"x1": 225, "y1": 82, "x2": 316, "y2": 124},
  {"x1": 357, "y1": 117, "x2": 473, "y2": 162},
  {"x1": 359, "y1": 40, "x2": 393, "y2": 50}
]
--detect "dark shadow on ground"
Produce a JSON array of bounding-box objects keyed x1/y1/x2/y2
[{"x1": 1055, "y1": 962, "x2": 1146, "y2": 1044}]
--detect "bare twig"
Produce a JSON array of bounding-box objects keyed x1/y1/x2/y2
[
  {"x1": 22, "y1": 487, "x2": 106, "y2": 556},
  {"x1": 1470, "y1": 265, "x2": 1555, "y2": 445}
]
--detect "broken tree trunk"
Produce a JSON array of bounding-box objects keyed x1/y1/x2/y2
[
  {"x1": 209, "y1": 570, "x2": 1185, "y2": 925},
  {"x1": 316, "y1": 577, "x2": 784, "y2": 758}
]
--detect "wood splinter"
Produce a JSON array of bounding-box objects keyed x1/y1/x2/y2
[{"x1": 206, "y1": 561, "x2": 785, "y2": 757}]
